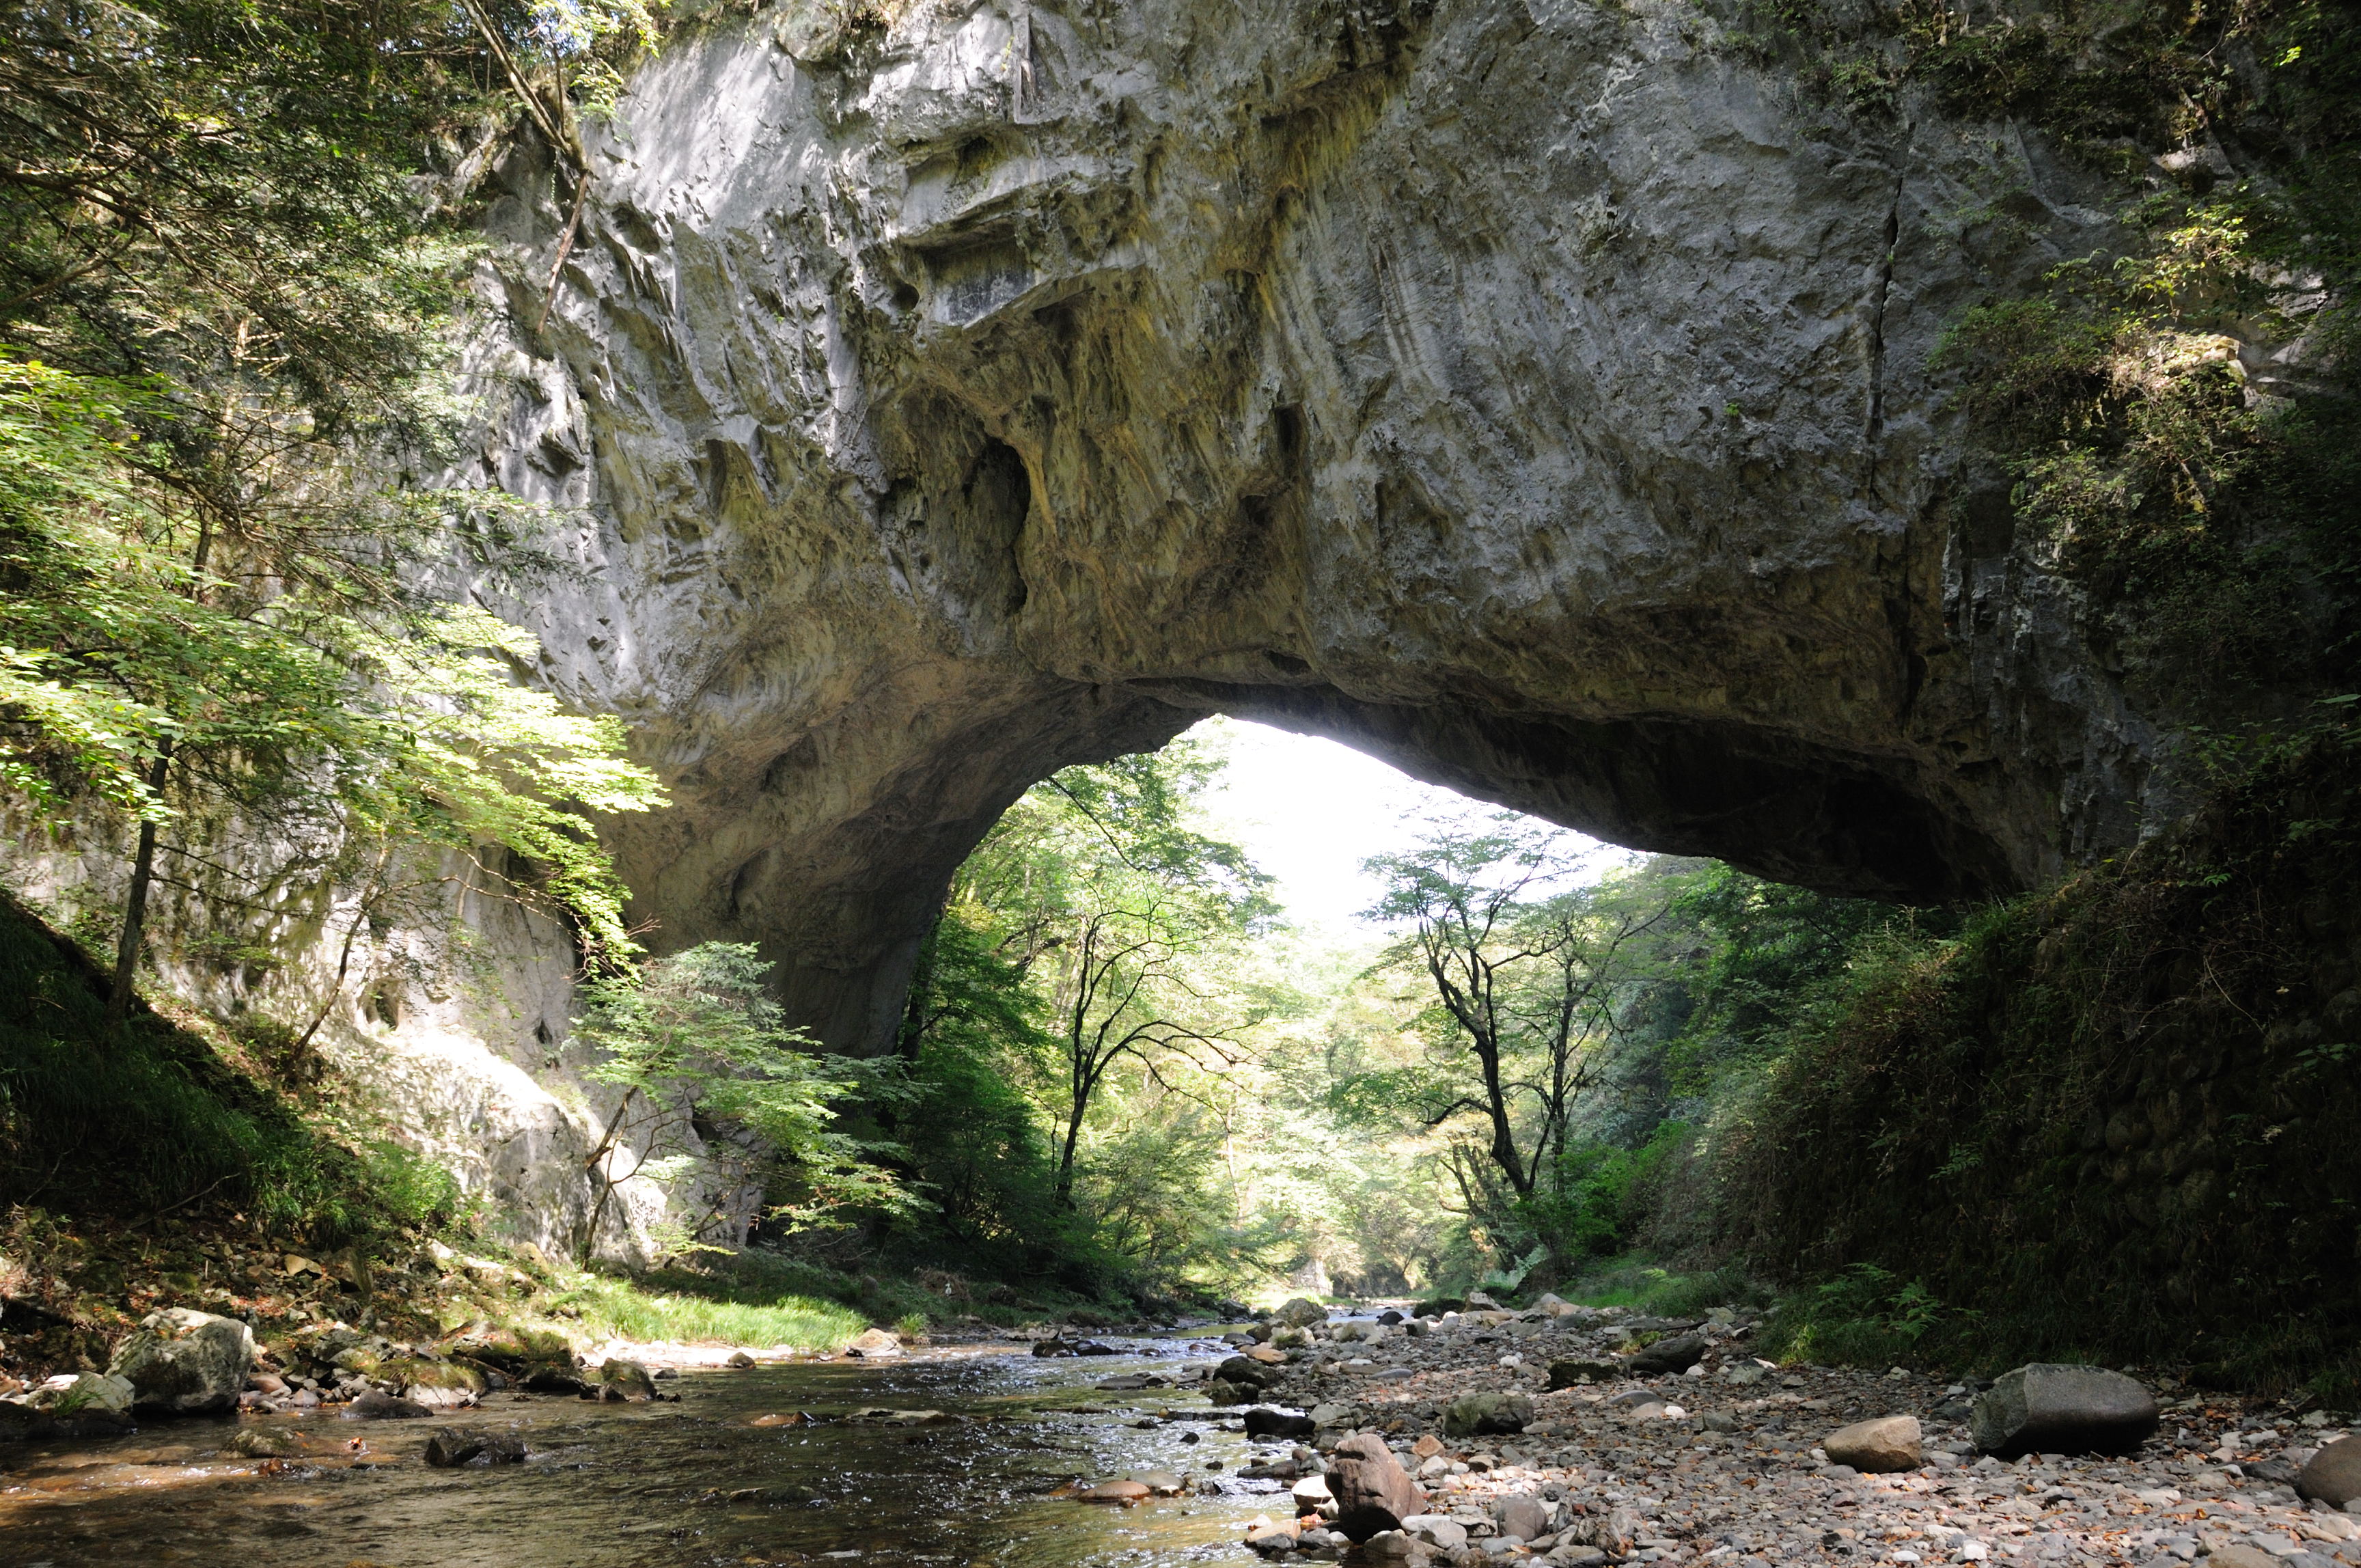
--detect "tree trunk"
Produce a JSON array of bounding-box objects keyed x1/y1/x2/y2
[{"x1": 105, "y1": 745, "x2": 174, "y2": 1026}]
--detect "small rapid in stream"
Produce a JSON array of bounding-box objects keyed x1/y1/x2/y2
[{"x1": 0, "y1": 1334, "x2": 1288, "y2": 1568}]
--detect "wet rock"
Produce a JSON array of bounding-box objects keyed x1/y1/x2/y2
[
  {"x1": 1546, "y1": 1358, "x2": 1623, "y2": 1390},
  {"x1": 1245, "y1": 1407, "x2": 1317, "y2": 1440},
  {"x1": 1327, "y1": 1431, "x2": 1424, "y2": 1523},
  {"x1": 1444, "y1": 1392, "x2": 1533, "y2": 1438},
  {"x1": 594, "y1": 1358, "x2": 658, "y2": 1401},
  {"x1": 1205, "y1": 1378, "x2": 1256, "y2": 1406},
  {"x1": 1219, "y1": 1354, "x2": 1284, "y2": 1388},
  {"x1": 1136, "y1": 1470, "x2": 1187, "y2": 1496},
  {"x1": 1077, "y1": 1478, "x2": 1152, "y2": 1503},
  {"x1": 394, "y1": 1358, "x2": 487, "y2": 1409},
  {"x1": 845, "y1": 1328, "x2": 904, "y2": 1358},
  {"x1": 1970, "y1": 1364, "x2": 2159, "y2": 1457},
  {"x1": 108, "y1": 1308, "x2": 255, "y2": 1415},
  {"x1": 344, "y1": 1390, "x2": 430, "y2": 1419},
  {"x1": 1823, "y1": 1415, "x2": 1922, "y2": 1473},
  {"x1": 227, "y1": 1427, "x2": 303, "y2": 1459},
  {"x1": 521, "y1": 1366, "x2": 587, "y2": 1395},
  {"x1": 425, "y1": 1428, "x2": 483, "y2": 1466},
  {"x1": 726, "y1": 1351, "x2": 756, "y2": 1369},
  {"x1": 1245, "y1": 1530, "x2": 1298, "y2": 1556},
  {"x1": 2300, "y1": 1438, "x2": 2361, "y2": 1507},
  {"x1": 23, "y1": 1371, "x2": 137, "y2": 1418},
  {"x1": 1625, "y1": 1333, "x2": 1707, "y2": 1375}
]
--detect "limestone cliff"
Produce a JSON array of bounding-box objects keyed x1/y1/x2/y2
[{"x1": 457, "y1": 0, "x2": 2170, "y2": 1054}]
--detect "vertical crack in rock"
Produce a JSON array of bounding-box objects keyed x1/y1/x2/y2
[{"x1": 1864, "y1": 163, "x2": 1907, "y2": 456}]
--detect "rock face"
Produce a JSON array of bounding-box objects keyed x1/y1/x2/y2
[
  {"x1": 1823, "y1": 1414, "x2": 1923, "y2": 1473},
  {"x1": 452, "y1": 0, "x2": 2191, "y2": 1055},
  {"x1": 1971, "y1": 1364, "x2": 2159, "y2": 1458},
  {"x1": 107, "y1": 1308, "x2": 253, "y2": 1416}
]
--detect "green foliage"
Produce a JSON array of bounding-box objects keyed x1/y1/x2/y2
[
  {"x1": 1700, "y1": 736, "x2": 2361, "y2": 1396},
  {"x1": 0, "y1": 350, "x2": 667, "y2": 961},
  {"x1": 572, "y1": 943, "x2": 916, "y2": 1263}
]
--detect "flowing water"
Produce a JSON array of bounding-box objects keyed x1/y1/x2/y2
[{"x1": 0, "y1": 1336, "x2": 1295, "y2": 1568}]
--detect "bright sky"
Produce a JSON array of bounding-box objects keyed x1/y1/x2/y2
[{"x1": 1196, "y1": 717, "x2": 1626, "y2": 935}]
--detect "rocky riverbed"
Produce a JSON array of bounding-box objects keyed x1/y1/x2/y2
[
  {"x1": 7, "y1": 1291, "x2": 2361, "y2": 1568},
  {"x1": 1173, "y1": 1297, "x2": 2361, "y2": 1568}
]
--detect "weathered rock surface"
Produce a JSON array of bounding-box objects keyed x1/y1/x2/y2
[
  {"x1": 1823, "y1": 1414, "x2": 1922, "y2": 1473},
  {"x1": 1625, "y1": 1334, "x2": 1707, "y2": 1375},
  {"x1": 1971, "y1": 1364, "x2": 2158, "y2": 1458},
  {"x1": 1445, "y1": 1391, "x2": 1534, "y2": 1437},
  {"x1": 108, "y1": 1308, "x2": 255, "y2": 1416},
  {"x1": 453, "y1": 0, "x2": 2192, "y2": 1055},
  {"x1": 1327, "y1": 1432, "x2": 1426, "y2": 1531},
  {"x1": 1494, "y1": 1492, "x2": 1552, "y2": 1540},
  {"x1": 2301, "y1": 1439, "x2": 2361, "y2": 1507},
  {"x1": 1245, "y1": 1407, "x2": 1318, "y2": 1440},
  {"x1": 844, "y1": 1329, "x2": 904, "y2": 1359}
]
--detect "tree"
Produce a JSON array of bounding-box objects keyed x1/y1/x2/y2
[
  {"x1": 570, "y1": 943, "x2": 915, "y2": 1265},
  {"x1": 1364, "y1": 815, "x2": 1660, "y2": 1226},
  {"x1": 0, "y1": 0, "x2": 679, "y2": 1015},
  {"x1": 889, "y1": 737, "x2": 1275, "y2": 1281}
]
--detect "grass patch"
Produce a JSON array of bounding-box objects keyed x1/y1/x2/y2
[
  {"x1": 1554, "y1": 1255, "x2": 1766, "y2": 1318},
  {"x1": 540, "y1": 1268, "x2": 870, "y2": 1349}
]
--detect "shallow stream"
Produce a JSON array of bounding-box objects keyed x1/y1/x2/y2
[{"x1": 0, "y1": 1336, "x2": 1289, "y2": 1568}]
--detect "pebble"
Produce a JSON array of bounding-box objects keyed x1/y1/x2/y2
[{"x1": 1217, "y1": 1304, "x2": 2361, "y2": 1567}]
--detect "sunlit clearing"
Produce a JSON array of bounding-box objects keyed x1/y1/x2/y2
[{"x1": 1196, "y1": 716, "x2": 1635, "y2": 934}]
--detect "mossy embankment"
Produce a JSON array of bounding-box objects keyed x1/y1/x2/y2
[
  {"x1": 1627, "y1": 739, "x2": 2361, "y2": 1399},
  {"x1": 0, "y1": 885, "x2": 1202, "y2": 1388}
]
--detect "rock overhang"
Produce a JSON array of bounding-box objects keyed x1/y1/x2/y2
[{"x1": 460, "y1": 0, "x2": 2170, "y2": 1047}]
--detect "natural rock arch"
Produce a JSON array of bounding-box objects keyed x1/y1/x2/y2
[{"x1": 467, "y1": 0, "x2": 2165, "y2": 1052}]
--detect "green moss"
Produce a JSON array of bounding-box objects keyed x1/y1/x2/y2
[
  {"x1": 0, "y1": 888, "x2": 460, "y2": 1242},
  {"x1": 1707, "y1": 737, "x2": 2361, "y2": 1397}
]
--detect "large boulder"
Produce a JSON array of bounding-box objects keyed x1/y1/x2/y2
[
  {"x1": 1443, "y1": 1390, "x2": 1533, "y2": 1437},
  {"x1": 844, "y1": 1328, "x2": 903, "y2": 1358},
  {"x1": 107, "y1": 1308, "x2": 254, "y2": 1416},
  {"x1": 1823, "y1": 1415, "x2": 1923, "y2": 1473},
  {"x1": 1325, "y1": 1433, "x2": 1424, "y2": 1537},
  {"x1": 1273, "y1": 1299, "x2": 1329, "y2": 1329},
  {"x1": 2300, "y1": 1438, "x2": 2361, "y2": 1507},
  {"x1": 1547, "y1": 1358, "x2": 1624, "y2": 1390},
  {"x1": 1245, "y1": 1407, "x2": 1317, "y2": 1440},
  {"x1": 1970, "y1": 1364, "x2": 2159, "y2": 1458},
  {"x1": 1626, "y1": 1333, "x2": 1707, "y2": 1375},
  {"x1": 1217, "y1": 1353, "x2": 1283, "y2": 1388}
]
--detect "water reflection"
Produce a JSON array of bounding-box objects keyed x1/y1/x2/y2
[{"x1": 0, "y1": 1338, "x2": 1296, "y2": 1568}]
